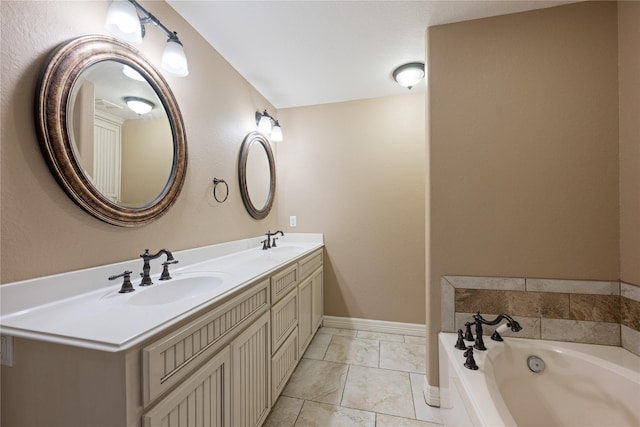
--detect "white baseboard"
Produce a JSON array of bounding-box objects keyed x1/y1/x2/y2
[
  {"x1": 322, "y1": 316, "x2": 426, "y2": 337},
  {"x1": 423, "y1": 379, "x2": 440, "y2": 407}
]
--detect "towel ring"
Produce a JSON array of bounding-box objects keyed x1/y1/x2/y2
[{"x1": 212, "y1": 178, "x2": 229, "y2": 203}]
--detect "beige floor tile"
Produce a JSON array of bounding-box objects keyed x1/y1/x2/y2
[
  {"x1": 303, "y1": 333, "x2": 332, "y2": 360},
  {"x1": 356, "y1": 331, "x2": 405, "y2": 342},
  {"x1": 324, "y1": 336, "x2": 380, "y2": 367},
  {"x1": 404, "y1": 335, "x2": 427, "y2": 345},
  {"x1": 341, "y1": 365, "x2": 414, "y2": 419},
  {"x1": 263, "y1": 396, "x2": 304, "y2": 427},
  {"x1": 317, "y1": 327, "x2": 358, "y2": 337},
  {"x1": 409, "y1": 373, "x2": 443, "y2": 424},
  {"x1": 295, "y1": 401, "x2": 375, "y2": 427},
  {"x1": 379, "y1": 341, "x2": 426, "y2": 373},
  {"x1": 376, "y1": 413, "x2": 442, "y2": 427},
  {"x1": 281, "y1": 359, "x2": 348, "y2": 404}
]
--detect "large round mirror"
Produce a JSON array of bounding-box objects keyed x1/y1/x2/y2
[
  {"x1": 35, "y1": 35, "x2": 187, "y2": 227},
  {"x1": 238, "y1": 132, "x2": 275, "y2": 219}
]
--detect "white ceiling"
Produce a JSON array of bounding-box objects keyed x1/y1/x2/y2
[{"x1": 167, "y1": 0, "x2": 577, "y2": 109}]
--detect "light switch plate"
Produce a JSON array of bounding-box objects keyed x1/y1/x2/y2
[{"x1": 289, "y1": 216, "x2": 297, "y2": 227}]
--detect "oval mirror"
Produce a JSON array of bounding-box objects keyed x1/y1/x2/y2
[
  {"x1": 35, "y1": 35, "x2": 187, "y2": 227},
  {"x1": 238, "y1": 132, "x2": 275, "y2": 219}
]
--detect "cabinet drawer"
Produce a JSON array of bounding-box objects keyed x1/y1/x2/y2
[
  {"x1": 142, "y1": 279, "x2": 269, "y2": 406},
  {"x1": 271, "y1": 328, "x2": 299, "y2": 404},
  {"x1": 271, "y1": 263, "x2": 298, "y2": 304},
  {"x1": 271, "y1": 288, "x2": 298, "y2": 353},
  {"x1": 143, "y1": 346, "x2": 230, "y2": 427},
  {"x1": 299, "y1": 249, "x2": 322, "y2": 280}
]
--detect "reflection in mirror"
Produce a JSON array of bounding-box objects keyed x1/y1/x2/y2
[
  {"x1": 238, "y1": 132, "x2": 275, "y2": 219},
  {"x1": 245, "y1": 142, "x2": 271, "y2": 210},
  {"x1": 34, "y1": 35, "x2": 187, "y2": 227},
  {"x1": 68, "y1": 60, "x2": 173, "y2": 208}
]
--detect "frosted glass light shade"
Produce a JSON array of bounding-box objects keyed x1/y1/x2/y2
[
  {"x1": 257, "y1": 115, "x2": 272, "y2": 135},
  {"x1": 105, "y1": 0, "x2": 142, "y2": 44},
  {"x1": 393, "y1": 62, "x2": 425, "y2": 89},
  {"x1": 125, "y1": 97, "x2": 154, "y2": 115},
  {"x1": 122, "y1": 64, "x2": 145, "y2": 81},
  {"x1": 270, "y1": 124, "x2": 283, "y2": 142},
  {"x1": 162, "y1": 39, "x2": 189, "y2": 77}
]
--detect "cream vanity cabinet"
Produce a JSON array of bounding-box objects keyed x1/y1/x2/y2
[
  {"x1": 1, "y1": 248, "x2": 322, "y2": 427},
  {"x1": 142, "y1": 280, "x2": 271, "y2": 427},
  {"x1": 269, "y1": 249, "x2": 324, "y2": 404}
]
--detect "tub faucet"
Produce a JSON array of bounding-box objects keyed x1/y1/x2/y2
[
  {"x1": 472, "y1": 312, "x2": 522, "y2": 348},
  {"x1": 140, "y1": 249, "x2": 175, "y2": 286}
]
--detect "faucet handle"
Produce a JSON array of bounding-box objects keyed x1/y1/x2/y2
[
  {"x1": 109, "y1": 270, "x2": 135, "y2": 293},
  {"x1": 463, "y1": 347, "x2": 479, "y2": 370},
  {"x1": 159, "y1": 260, "x2": 179, "y2": 281},
  {"x1": 261, "y1": 239, "x2": 269, "y2": 250},
  {"x1": 272, "y1": 237, "x2": 279, "y2": 247}
]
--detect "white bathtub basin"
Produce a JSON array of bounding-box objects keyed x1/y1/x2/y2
[{"x1": 439, "y1": 332, "x2": 640, "y2": 427}]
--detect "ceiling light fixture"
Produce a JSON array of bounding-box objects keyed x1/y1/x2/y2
[
  {"x1": 124, "y1": 96, "x2": 155, "y2": 115},
  {"x1": 255, "y1": 110, "x2": 283, "y2": 142},
  {"x1": 105, "y1": 0, "x2": 189, "y2": 77},
  {"x1": 392, "y1": 62, "x2": 425, "y2": 89}
]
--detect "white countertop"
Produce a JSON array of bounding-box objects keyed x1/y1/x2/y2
[{"x1": 0, "y1": 233, "x2": 323, "y2": 352}]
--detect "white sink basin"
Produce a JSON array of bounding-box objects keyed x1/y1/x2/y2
[{"x1": 127, "y1": 273, "x2": 227, "y2": 306}]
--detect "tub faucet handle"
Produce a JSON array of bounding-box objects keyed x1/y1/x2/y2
[
  {"x1": 464, "y1": 322, "x2": 474, "y2": 341},
  {"x1": 463, "y1": 347, "x2": 479, "y2": 370},
  {"x1": 455, "y1": 329, "x2": 467, "y2": 350}
]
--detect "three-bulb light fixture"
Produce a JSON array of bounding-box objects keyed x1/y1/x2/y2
[
  {"x1": 256, "y1": 110, "x2": 283, "y2": 142},
  {"x1": 105, "y1": 0, "x2": 189, "y2": 77}
]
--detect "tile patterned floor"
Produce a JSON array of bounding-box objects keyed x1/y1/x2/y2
[{"x1": 264, "y1": 327, "x2": 443, "y2": 427}]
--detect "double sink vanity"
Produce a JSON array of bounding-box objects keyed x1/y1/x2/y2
[{"x1": 0, "y1": 233, "x2": 324, "y2": 427}]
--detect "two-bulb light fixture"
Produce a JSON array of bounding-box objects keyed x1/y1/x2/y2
[
  {"x1": 105, "y1": 0, "x2": 189, "y2": 77},
  {"x1": 256, "y1": 110, "x2": 283, "y2": 142},
  {"x1": 392, "y1": 62, "x2": 425, "y2": 89}
]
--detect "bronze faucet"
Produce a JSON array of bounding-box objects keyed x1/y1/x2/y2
[{"x1": 140, "y1": 249, "x2": 176, "y2": 286}]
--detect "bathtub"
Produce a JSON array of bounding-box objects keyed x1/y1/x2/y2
[{"x1": 439, "y1": 332, "x2": 640, "y2": 427}]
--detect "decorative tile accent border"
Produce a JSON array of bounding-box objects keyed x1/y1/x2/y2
[{"x1": 442, "y1": 276, "x2": 640, "y2": 356}]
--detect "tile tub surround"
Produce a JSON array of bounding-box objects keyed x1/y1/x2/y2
[
  {"x1": 265, "y1": 327, "x2": 442, "y2": 427},
  {"x1": 441, "y1": 276, "x2": 640, "y2": 356}
]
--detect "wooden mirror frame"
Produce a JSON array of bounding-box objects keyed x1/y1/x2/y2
[
  {"x1": 238, "y1": 132, "x2": 276, "y2": 220},
  {"x1": 34, "y1": 35, "x2": 187, "y2": 227}
]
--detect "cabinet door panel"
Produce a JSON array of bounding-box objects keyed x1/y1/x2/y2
[
  {"x1": 311, "y1": 267, "x2": 324, "y2": 331},
  {"x1": 232, "y1": 311, "x2": 271, "y2": 427},
  {"x1": 298, "y1": 276, "x2": 313, "y2": 354},
  {"x1": 142, "y1": 347, "x2": 230, "y2": 427}
]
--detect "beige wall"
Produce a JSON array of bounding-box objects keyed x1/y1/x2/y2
[
  {"x1": 619, "y1": 1, "x2": 640, "y2": 287},
  {"x1": 278, "y1": 94, "x2": 426, "y2": 324},
  {"x1": 121, "y1": 117, "x2": 173, "y2": 206},
  {"x1": 428, "y1": 1, "x2": 620, "y2": 384},
  {"x1": 0, "y1": 1, "x2": 277, "y2": 283}
]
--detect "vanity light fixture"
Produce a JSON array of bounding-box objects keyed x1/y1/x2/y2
[
  {"x1": 105, "y1": 0, "x2": 189, "y2": 77},
  {"x1": 122, "y1": 64, "x2": 146, "y2": 81},
  {"x1": 124, "y1": 96, "x2": 155, "y2": 115},
  {"x1": 392, "y1": 62, "x2": 425, "y2": 89},
  {"x1": 255, "y1": 110, "x2": 283, "y2": 142}
]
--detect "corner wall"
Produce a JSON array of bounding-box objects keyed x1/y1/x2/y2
[
  {"x1": 427, "y1": 1, "x2": 620, "y2": 385},
  {"x1": 0, "y1": 1, "x2": 277, "y2": 283},
  {"x1": 619, "y1": 1, "x2": 640, "y2": 287}
]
